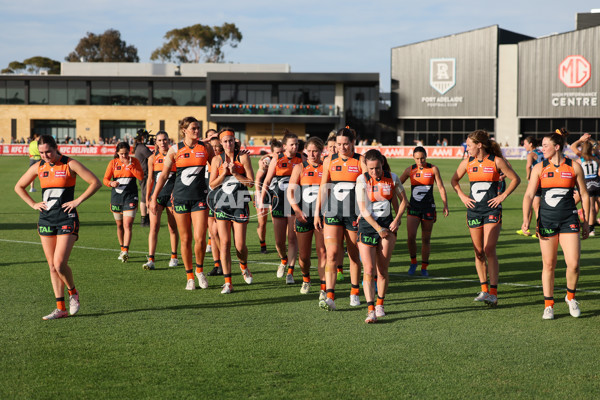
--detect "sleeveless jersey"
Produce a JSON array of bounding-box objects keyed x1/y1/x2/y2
[
  {"x1": 172, "y1": 141, "x2": 210, "y2": 201},
  {"x1": 298, "y1": 161, "x2": 323, "y2": 218},
  {"x1": 409, "y1": 163, "x2": 436, "y2": 210},
  {"x1": 466, "y1": 155, "x2": 500, "y2": 215},
  {"x1": 356, "y1": 171, "x2": 401, "y2": 232},
  {"x1": 327, "y1": 153, "x2": 362, "y2": 217},
  {"x1": 152, "y1": 151, "x2": 177, "y2": 197},
  {"x1": 530, "y1": 149, "x2": 544, "y2": 167},
  {"x1": 104, "y1": 157, "x2": 143, "y2": 205},
  {"x1": 580, "y1": 156, "x2": 599, "y2": 179},
  {"x1": 209, "y1": 151, "x2": 250, "y2": 209},
  {"x1": 38, "y1": 156, "x2": 77, "y2": 225},
  {"x1": 270, "y1": 152, "x2": 303, "y2": 194},
  {"x1": 539, "y1": 158, "x2": 576, "y2": 218}
]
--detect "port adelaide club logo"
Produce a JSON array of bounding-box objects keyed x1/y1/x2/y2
[
  {"x1": 422, "y1": 58, "x2": 463, "y2": 108},
  {"x1": 430, "y1": 58, "x2": 456, "y2": 95}
]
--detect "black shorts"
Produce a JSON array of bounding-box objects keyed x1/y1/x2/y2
[
  {"x1": 111, "y1": 192, "x2": 138, "y2": 213},
  {"x1": 215, "y1": 203, "x2": 250, "y2": 223},
  {"x1": 586, "y1": 177, "x2": 600, "y2": 197},
  {"x1": 466, "y1": 210, "x2": 502, "y2": 228},
  {"x1": 172, "y1": 198, "x2": 208, "y2": 214},
  {"x1": 537, "y1": 212, "x2": 580, "y2": 237},
  {"x1": 324, "y1": 214, "x2": 358, "y2": 232},
  {"x1": 271, "y1": 194, "x2": 294, "y2": 218},
  {"x1": 295, "y1": 217, "x2": 320, "y2": 233},
  {"x1": 408, "y1": 208, "x2": 437, "y2": 222},
  {"x1": 156, "y1": 194, "x2": 173, "y2": 208},
  {"x1": 38, "y1": 219, "x2": 80, "y2": 238}
]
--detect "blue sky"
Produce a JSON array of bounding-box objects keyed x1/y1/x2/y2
[{"x1": 0, "y1": 1, "x2": 597, "y2": 91}]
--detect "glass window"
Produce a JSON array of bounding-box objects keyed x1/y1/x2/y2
[
  {"x1": 30, "y1": 81, "x2": 49, "y2": 104},
  {"x1": 110, "y1": 81, "x2": 129, "y2": 105},
  {"x1": 190, "y1": 81, "x2": 206, "y2": 106},
  {"x1": 68, "y1": 81, "x2": 87, "y2": 105},
  {"x1": 582, "y1": 119, "x2": 597, "y2": 134},
  {"x1": 465, "y1": 119, "x2": 476, "y2": 132},
  {"x1": 344, "y1": 86, "x2": 377, "y2": 122},
  {"x1": 6, "y1": 80, "x2": 25, "y2": 104},
  {"x1": 48, "y1": 81, "x2": 68, "y2": 105},
  {"x1": 32, "y1": 120, "x2": 76, "y2": 143},
  {"x1": 153, "y1": 81, "x2": 174, "y2": 105},
  {"x1": 91, "y1": 81, "x2": 110, "y2": 105},
  {"x1": 100, "y1": 120, "x2": 145, "y2": 141},
  {"x1": 129, "y1": 81, "x2": 148, "y2": 106}
]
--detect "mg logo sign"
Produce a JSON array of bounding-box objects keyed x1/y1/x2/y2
[
  {"x1": 430, "y1": 58, "x2": 456, "y2": 95},
  {"x1": 559, "y1": 55, "x2": 591, "y2": 88}
]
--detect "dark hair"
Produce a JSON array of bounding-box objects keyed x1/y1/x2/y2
[
  {"x1": 38, "y1": 135, "x2": 58, "y2": 149},
  {"x1": 282, "y1": 129, "x2": 298, "y2": 144},
  {"x1": 297, "y1": 139, "x2": 305, "y2": 153},
  {"x1": 270, "y1": 139, "x2": 282, "y2": 151},
  {"x1": 156, "y1": 130, "x2": 169, "y2": 139},
  {"x1": 364, "y1": 149, "x2": 383, "y2": 165},
  {"x1": 523, "y1": 136, "x2": 538, "y2": 147},
  {"x1": 179, "y1": 116, "x2": 199, "y2": 133},
  {"x1": 114, "y1": 141, "x2": 131, "y2": 158},
  {"x1": 336, "y1": 126, "x2": 356, "y2": 142},
  {"x1": 468, "y1": 130, "x2": 502, "y2": 158},
  {"x1": 413, "y1": 146, "x2": 427, "y2": 157},
  {"x1": 545, "y1": 128, "x2": 569, "y2": 152},
  {"x1": 306, "y1": 137, "x2": 324, "y2": 152}
]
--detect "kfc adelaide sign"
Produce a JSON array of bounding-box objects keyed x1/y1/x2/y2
[{"x1": 559, "y1": 55, "x2": 591, "y2": 88}]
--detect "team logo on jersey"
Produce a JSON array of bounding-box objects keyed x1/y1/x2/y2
[
  {"x1": 483, "y1": 167, "x2": 495, "y2": 174},
  {"x1": 181, "y1": 166, "x2": 201, "y2": 186},
  {"x1": 43, "y1": 172, "x2": 49, "y2": 177},
  {"x1": 195, "y1": 152, "x2": 205, "y2": 158},
  {"x1": 308, "y1": 172, "x2": 314, "y2": 177},
  {"x1": 548, "y1": 172, "x2": 554, "y2": 178},
  {"x1": 561, "y1": 172, "x2": 572, "y2": 179},
  {"x1": 116, "y1": 166, "x2": 121, "y2": 170},
  {"x1": 43, "y1": 188, "x2": 65, "y2": 210},
  {"x1": 348, "y1": 166, "x2": 359, "y2": 173},
  {"x1": 424, "y1": 173, "x2": 432, "y2": 178},
  {"x1": 335, "y1": 166, "x2": 342, "y2": 171},
  {"x1": 544, "y1": 188, "x2": 569, "y2": 207},
  {"x1": 183, "y1": 153, "x2": 190, "y2": 158},
  {"x1": 416, "y1": 173, "x2": 420, "y2": 178},
  {"x1": 412, "y1": 185, "x2": 432, "y2": 202},
  {"x1": 430, "y1": 58, "x2": 456, "y2": 95},
  {"x1": 471, "y1": 182, "x2": 492, "y2": 202},
  {"x1": 282, "y1": 163, "x2": 287, "y2": 168},
  {"x1": 158, "y1": 159, "x2": 164, "y2": 164},
  {"x1": 471, "y1": 167, "x2": 478, "y2": 173},
  {"x1": 381, "y1": 183, "x2": 392, "y2": 195},
  {"x1": 55, "y1": 171, "x2": 66, "y2": 178}
]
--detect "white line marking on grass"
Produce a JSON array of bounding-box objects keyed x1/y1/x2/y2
[{"x1": 2, "y1": 238, "x2": 599, "y2": 294}]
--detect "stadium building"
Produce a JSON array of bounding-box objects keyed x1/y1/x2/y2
[
  {"x1": 0, "y1": 63, "x2": 379, "y2": 144},
  {"x1": 391, "y1": 12, "x2": 600, "y2": 146}
]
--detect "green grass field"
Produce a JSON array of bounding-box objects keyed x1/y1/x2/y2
[{"x1": 0, "y1": 156, "x2": 598, "y2": 399}]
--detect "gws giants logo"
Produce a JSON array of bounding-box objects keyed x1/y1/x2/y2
[
  {"x1": 559, "y1": 56, "x2": 591, "y2": 88},
  {"x1": 430, "y1": 58, "x2": 456, "y2": 95}
]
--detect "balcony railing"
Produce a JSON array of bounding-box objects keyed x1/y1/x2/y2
[{"x1": 211, "y1": 103, "x2": 338, "y2": 116}]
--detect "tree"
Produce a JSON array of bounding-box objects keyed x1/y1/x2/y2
[
  {"x1": 66, "y1": 29, "x2": 139, "y2": 62},
  {"x1": 2, "y1": 57, "x2": 60, "y2": 74},
  {"x1": 150, "y1": 23, "x2": 242, "y2": 63}
]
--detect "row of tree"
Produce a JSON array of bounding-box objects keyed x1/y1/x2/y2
[{"x1": 2, "y1": 23, "x2": 242, "y2": 74}]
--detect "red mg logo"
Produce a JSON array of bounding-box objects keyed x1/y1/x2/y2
[{"x1": 559, "y1": 55, "x2": 591, "y2": 88}]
